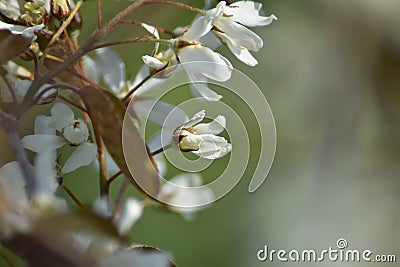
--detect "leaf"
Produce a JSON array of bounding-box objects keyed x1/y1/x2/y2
[
  {"x1": 4, "y1": 209, "x2": 119, "y2": 267},
  {"x1": 0, "y1": 30, "x2": 31, "y2": 64},
  {"x1": 78, "y1": 86, "x2": 160, "y2": 197}
]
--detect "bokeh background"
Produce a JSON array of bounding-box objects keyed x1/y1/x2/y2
[{"x1": 1, "y1": 0, "x2": 400, "y2": 266}]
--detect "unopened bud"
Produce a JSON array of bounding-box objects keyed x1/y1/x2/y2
[{"x1": 51, "y1": 0, "x2": 71, "y2": 19}]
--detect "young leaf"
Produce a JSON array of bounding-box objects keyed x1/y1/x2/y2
[{"x1": 78, "y1": 86, "x2": 160, "y2": 197}]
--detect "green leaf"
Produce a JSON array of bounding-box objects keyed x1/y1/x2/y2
[{"x1": 78, "y1": 86, "x2": 160, "y2": 197}]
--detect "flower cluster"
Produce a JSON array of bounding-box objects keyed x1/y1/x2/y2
[{"x1": 0, "y1": 1, "x2": 276, "y2": 266}]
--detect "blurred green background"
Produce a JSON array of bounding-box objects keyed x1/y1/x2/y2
[{"x1": 1, "y1": 0, "x2": 400, "y2": 266}]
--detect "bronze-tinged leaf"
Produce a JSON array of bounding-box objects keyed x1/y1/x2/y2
[
  {"x1": 0, "y1": 30, "x2": 32, "y2": 64},
  {"x1": 4, "y1": 209, "x2": 120, "y2": 267},
  {"x1": 78, "y1": 86, "x2": 160, "y2": 197},
  {"x1": 6, "y1": 232, "x2": 95, "y2": 267}
]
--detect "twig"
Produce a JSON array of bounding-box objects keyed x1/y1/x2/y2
[
  {"x1": 120, "y1": 20, "x2": 174, "y2": 36},
  {"x1": 107, "y1": 170, "x2": 123, "y2": 185},
  {"x1": 121, "y1": 65, "x2": 167, "y2": 104},
  {"x1": 58, "y1": 95, "x2": 88, "y2": 113},
  {"x1": 113, "y1": 178, "x2": 129, "y2": 222},
  {"x1": 61, "y1": 184, "x2": 84, "y2": 207},
  {"x1": 150, "y1": 144, "x2": 171, "y2": 156},
  {"x1": 46, "y1": 1, "x2": 83, "y2": 54},
  {"x1": 0, "y1": 110, "x2": 36, "y2": 196},
  {"x1": 0, "y1": 74, "x2": 17, "y2": 104},
  {"x1": 87, "y1": 36, "x2": 170, "y2": 53},
  {"x1": 19, "y1": 0, "x2": 148, "y2": 116},
  {"x1": 97, "y1": 0, "x2": 102, "y2": 29}
]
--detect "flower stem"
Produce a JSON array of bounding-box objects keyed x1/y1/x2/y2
[
  {"x1": 145, "y1": 0, "x2": 205, "y2": 14},
  {"x1": 61, "y1": 184, "x2": 84, "y2": 207},
  {"x1": 88, "y1": 37, "x2": 171, "y2": 53},
  {"x1": 97, "y1": 0, "x2": 102, "y2": 29},
  {"x1": 41, "y1": 1, "x2": 83, "y2": 65},
  {"x1": 150, "y1": 144, "x2": 172, "y2": 156},
  {"x1": 107, "y1": 170, "x2": 123, "y2": 185}
]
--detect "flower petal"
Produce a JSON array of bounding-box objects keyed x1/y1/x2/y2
[
  {"x1": 215, "y1": 18, "x2": 263, "y2": 51},
  {"x1": 34, "y1": 115, "x2": 55, "y2": 135},
  {"x1": 141, "y1": 23, "x2": 160, "y2": 53},
  {"x1": 147, "y1": 129, "x2": 175, "y2": 153},
  {"x1": 0, "y1": 1, "x2": 22, "y2": 21},
  {"x1": 142, "y1": 55, "x2": 166, "y2": 68},
  {"x1": 50, "y1": 102, "x2": 74, "y2": 130},
  {"x1": 192, "y1": 135, "x2": 231, "y2": 159},
  {"x1": 115, "y1": 198, "x2": 143, "y2": 235},
  {"x1": 0, "y1": 161, "x2": 29, "y2": 211},
  {"x1": 194, "y1": 115, "x2": 226, "y2": 135},
  {"x1": 187, "y1": 72, "x2": 222, "y2": 101},
  {"x1": 34, "y1": 151, "x2": 58, "y2": 195},
  {"x1": 95, "y1": 47, "x2": 125, "y2": 93},
  {"x1": 178, "y1": 46, "x2": 232, "y2": 81},
  {"x1": 133, "y1": 99, "x2": 188, "y2": 127},
  {"x1": 184, "y1": 110, "x2": 206, "y2": 127},
  {"x1": 160, "y1": 173, "x2": 214, "y2": 214},
  {"x1": 226, "y1": 1, "x2": 278, "y2": 27},
  {"x1": 22, "y1": 134, "x2": 66, "y2": 153},
  {"x1": 226, "y1": 38, "x2": 258, "y2": 66},
  {"x1": 199, "y1": 31, "x2": 222, "y2": 51},
  {"x1": 62, "y1": 142, "x2": 97, "y2": 174},
  {"x1": 81, "y1": 56, "x2": 100, "y2": 84},
  {"x1": 183, "y1": 1, "x2": 225, "y2": 41},
  {"x1": 141, "y1": 23, "x2": 160, "y2": 39}
]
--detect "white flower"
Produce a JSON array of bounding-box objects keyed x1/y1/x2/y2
[
  {"x1": 0, "y1": 61, "x2": 55, "y2": 103},
  {"x1": 135, "y1": 23, "x2": 233, "y2": 101},
  {"x1": 184, "y1": 1, "x2": 277, "y2": 66},
  {"x1": 174, "y1": 41, "x2": 233, "y2": 101},
  {"x1": 173, "y1": 110, "x2": 231, "y2": 159},
  {"x1": 22, "y1": 102, "x2": 97, "y2": 174},
  {"x1": 150, "y1": 110, "x2": 231, "y2": 160},
  {"x1": 0, "y1": 161, "x2": 65, "y2": 238},
  {"x1": 158, "y1": 173, "x2": 214, "y2": 220},
  {"x1": 0, "y1": 20, "x2": 44, "y2": 39},
  {"x1": 114, "y1": 198, "x2": 143, "y2": 235}
]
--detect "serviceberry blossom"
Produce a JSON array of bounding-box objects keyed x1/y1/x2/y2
[
  {"x1": 22, "y1": 102, "x2": 97, "y2": 174},
  {"x1": 184, "y1": 1, "x2": 277, "y2": 66},
  {"x1": 137, "y1": 23, "x2": 233, "y2": 101},
  {"x1": 0, "y1": 161, "x2": 66, "y2": 238},
  {"x1": 0, "y1": 60, "x2": 54, "y2": 103},
  {"x1": 152, "y1": 155, "x2": 213, "y2": 219},
  {"x1": 159, "y1": 173, "x2": 214, "y2": 220},
  {"x1": 173, "y1": 110, "x2": 231, "y2": 159},
  {"x1": 150, "y1": 110, "x2": 231, "y2": 159}
]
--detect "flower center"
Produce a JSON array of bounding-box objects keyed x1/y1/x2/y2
[
  {"x1": 20, "y1": 1, "x2": 48, "y2": 26},
  {"x1": 176, "y1": 127, "x2": 200, "y2": 152},
  {"x1": 63, "y1": 119, "x2": 89, "y2": 145}
]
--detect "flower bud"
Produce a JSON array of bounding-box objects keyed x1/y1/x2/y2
[
  {"x1": 63, "y1": 119, "x2": 89, "y2": 145},
  {"x1": 51, "y1": 0, "x2": 71, "y2": 19}
]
